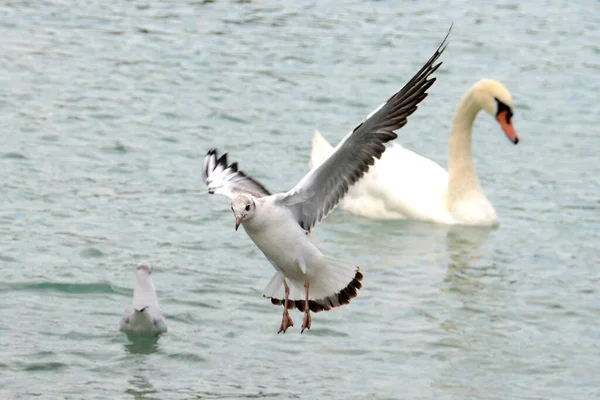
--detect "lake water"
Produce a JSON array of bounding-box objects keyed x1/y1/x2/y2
[{"x1": 1, "y1": 1, "x2": 599, "y2": 399}]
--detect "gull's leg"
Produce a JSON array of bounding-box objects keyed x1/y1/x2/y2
[
  {"x1": 278, "y1": 280, "x2": 294, "y2": 334},
  {"x1": 301, "y1": 276, "x2": 312, "y2": 333}
]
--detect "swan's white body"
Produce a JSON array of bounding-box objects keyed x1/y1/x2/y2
[{"x1": 310, "y1": 79, "x2": 518, "y2": 227}]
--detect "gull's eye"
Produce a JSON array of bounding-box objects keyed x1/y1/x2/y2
[{"x1": 245, "y1": 204, "x2": 251, "y2": 212}]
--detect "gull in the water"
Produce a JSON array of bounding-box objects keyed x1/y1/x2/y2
[
  {"x1": 202, "y1": 29, "x2": 450, "y2": 333},
  {"x1": 119, "y1": 260, "x2": 168, "y2": 335}
]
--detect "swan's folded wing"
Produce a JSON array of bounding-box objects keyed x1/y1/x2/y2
[
  {"x1": 202, "y1": 149, "x2": 271, "y2": 199},
  {"x1": 276, "y1": 27, "x2": 450, "y2": 231}
]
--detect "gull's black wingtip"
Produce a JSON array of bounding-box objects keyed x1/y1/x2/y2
[
  {"x1": 437, "y1": 23, "x2": 453, "y2": 55},
  {"x1": 425, "y1": 23, "x2": 453, "y2": 77},
  {"x1": 445, "y1": 22, "x2": 454, "y2": 41},
  {"x1": 203, "y1": 149, "x2": 219, "y2": 183},
  {"x1": 205, "y1": 148, "x2": 229, "y2": 170}
]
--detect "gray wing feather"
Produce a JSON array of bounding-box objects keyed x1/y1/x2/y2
[
  {"x1": 202, "y1": 149, "x2": 271, "y2": 199},
  {"x1": 277, "y1": 26, "x2": 451, "y2": 231}
]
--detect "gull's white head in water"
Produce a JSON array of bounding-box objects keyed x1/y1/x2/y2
[{"x1": 136, "y1": 260, "x2": 152, "y2": 274}]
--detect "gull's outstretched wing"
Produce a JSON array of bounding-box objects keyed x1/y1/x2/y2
[
  {"x1": 202, "y1": 149, "x2": 271, "y2": 199},
  {"x1": 277, "y1": 26, "x2": 451, "y2": 231}
]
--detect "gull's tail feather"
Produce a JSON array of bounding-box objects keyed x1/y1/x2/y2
[
  {"x1": 263, "y1": 260, "x2": 363, "y2": 313},
  {"x1": 309, "y1": 129, "x2": 334, "y2": 170}
]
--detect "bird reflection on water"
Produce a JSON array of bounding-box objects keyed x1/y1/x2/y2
[
  {"x1": 124, "y1": 333, "x2": 161, "y2": 355},
  {"x1": 444, "y1": 225, "x2": 496, "y2": 295}
]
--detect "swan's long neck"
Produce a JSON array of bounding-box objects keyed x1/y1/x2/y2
[{"x1": 446, "y1": 89, "x2": 483, "y2": 208}]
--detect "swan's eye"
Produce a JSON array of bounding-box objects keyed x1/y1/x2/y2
[
  {"x1": 245, "y1": 204, "x2": 251, "y2": 212},
  {"x1": 495, "y1": 98, "x2": 513, "y2": 123}
]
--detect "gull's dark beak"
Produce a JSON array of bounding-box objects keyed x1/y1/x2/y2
[{"x1": 235, "y1": 215, "x2": 242, "y2": 231}]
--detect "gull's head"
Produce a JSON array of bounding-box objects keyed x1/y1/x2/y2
[
  {"x1": 471, "y1": 79, "x2": 519, "y2": 144},
  {"x1": 231, "y1": 193, "x2": 256, "y2": 231},
  {"x1": 136, "y1": 260, "x2": 152, "y2": 275}
]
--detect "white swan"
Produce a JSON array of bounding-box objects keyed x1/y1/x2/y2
[{"x1": 310, "y1": 79, "x2": 519, "y2": 226}]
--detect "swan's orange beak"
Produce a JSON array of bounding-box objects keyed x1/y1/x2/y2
[{"x1": 496, "y1": 110, "x2": 519, "y2": 144}]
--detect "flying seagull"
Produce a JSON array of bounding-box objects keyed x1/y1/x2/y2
[
  {"x1": 120, "y1": 260, "x2": 168, "y2": 335},
  {"x1": 202, "y1": 28, "x2": 450, "y2": 333}
]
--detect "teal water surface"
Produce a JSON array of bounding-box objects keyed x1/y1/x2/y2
[{"x1": 1, "y1": 1, "x2": 599, "y2": 399}]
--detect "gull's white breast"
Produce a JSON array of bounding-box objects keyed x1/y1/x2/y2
[{"x1": 242, "y1": 199, "x2": 324, "y2": 281}]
